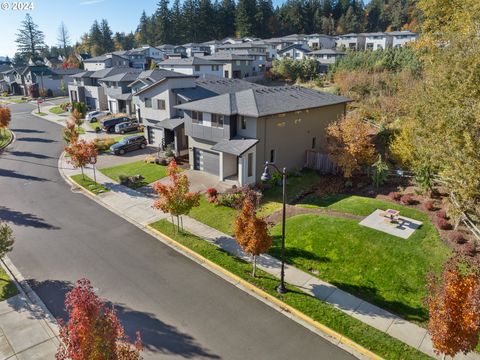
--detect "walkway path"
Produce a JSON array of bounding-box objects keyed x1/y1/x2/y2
[{"x1": 59, "y1": 155, "x2": 478, "y2": 360}]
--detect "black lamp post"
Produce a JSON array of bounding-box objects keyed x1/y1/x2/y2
[{"x1": 261, "y1": 161, "x2": 287, "y2": 294}]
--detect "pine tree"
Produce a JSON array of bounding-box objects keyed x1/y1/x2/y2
[
  {"x1": 89, "y1": 20, "x2": 103, "y2": 56},
  {"x1": 255, "y1": 0, "x2": 274, "y2": 38},
  {"x1": 15, "y1": 13, "x2": 45, "y2": 60},
  {"x1": 154, "y1": 0, "x2": 171, "y2": 45},
  {"x1": 137, "y1": 11, "x2": 151, "y2": 45},
  {"x1": 198, "y1": 0, "x2": 215, "y2": 42},
  {"x1": 100, "y1": 19, "x2": 115, "y2": 53},
  {"x1": 183, "y1": 0, "x2": 199, "y2": 42},
  {"x1": 235, "y1": 0, "x2": 257, "y2": 36},
  {"x1": 170, "y1": 0, "x2": 184, "y2": 43},
  {"x1": 218, "y1": 0, "x2": 236, "y2": 38}
]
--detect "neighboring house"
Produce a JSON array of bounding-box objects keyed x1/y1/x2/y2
[
  {"x1": 305, "y1": 34, "x2": 336, "y2": 50},
  {"x1": 111, "y1": 46, "x2": 165, "y2": 70},
  {"x1": 199, "y1": 53, "x2": 255, "y2": 79},
  {"x1": 0, "y1": 65, "x2": 20, "y2": 94},
  {"x1": 182, "y1": 43, "x2": 211, "y2": 57},
  {"x1": 336, "y1": 33, "x2": 364, "y2": 50},
  {"x1": 222, "y1": 37, "x2": 260, "y2": 45},
  {"x1": 308, "y1": 49, "x2": 346, "y2": 64},
  {"x1": 98, "y1": 69, "x2": 142, "y2": 114},
  {"x1": 75, "y1": 53, "x2": 91, "y2": 63},
  {"x1": 390, "y1": 31, "x2": 418, "y2": 47},
  {"x1": 363, "y1": 32, "x2": 392, "y2": 50},
  {"x1": 280, "y1": 34, "x2": 308, "y2": 46},
  {"x1": 176, "y1": 85, "x2": 349, "y2": 186},
  {"x1": 158, "y1": 44, "x2": 177, "y2": 56},
  {"x1": 20, "y1": 65, "x2": 81, "y2": 97},
  {"x1": 43, "y1": 56, "x2": 63, "y2": 68},
  {"x1": 277, "y1": 44, "x2": 312, "y2": 60},
  {"x1": 174, "y1": 46, "x2": 187, "y2": 57},
  {"x1": 158, "y1": 57, "x2": 223, "y2": 77},
  {"x1": 83, "y1": 54, "x2": 130, "y2": 71},
  {"x1": 201, "y1": 40, "x2": 224, "y2": 54}
]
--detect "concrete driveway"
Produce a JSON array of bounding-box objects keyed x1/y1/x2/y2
[
  {"x1": 95, "y1": 146, "x2": 158, "y2": 169},
  {"x1": 153, "y1": 169, "x2": 236, "y2": 193}
]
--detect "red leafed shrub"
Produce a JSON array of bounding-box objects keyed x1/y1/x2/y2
[
  {"x1": 462, "y1": 243, "x2": 477, "y2": 257},
  {"x1": 424, "y1": 200, "x2": 435, "y2": 211},
  {"x1": 400, "y1": 194, "x2": 415, "y2": 205},
  {"x1": 449, "y1": 231, "x2": 466, "y2": 244},
  {"x1": 436, "y1": 217, "x2": 452, "y2": 230},
  {"x1": 436, "y1": 210, "x2": 448, "y2": 219},
  {"x1": 389, "y1": 191, "x2": 402, "y2": 201},
  {"x1": 205, "y1": 188, "x2": 218, "y2": 203}
]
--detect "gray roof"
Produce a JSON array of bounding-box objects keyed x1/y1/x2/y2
[
  {"x1": 90, "y1": 67, "x2": 132, "y2": 79},
  {"x1": 211, "y1": 137, "x2": 259, "y2": 156},
  {"x1": 108, "y1": 93, "x2": 132, "y2": 101},
  {"x1": 200, "y1": 53, "x2": 254, "y2": 61},
  {"x1": 309, "y1": 49, "x2": 345, "y2": 55},
  {"x1": 388, "y1": 31, "x2": 417, "y2": 36},
  {"x1": 176, "y1": 86, "x2": 349, "y2": 117},
  {"x1": 51, "y1": 68, "x2": 82, "y2": 75},
  {"x1": 217, "y1": 42, "x2": 267, "y2": 49},
  {"x1": 278, "y1": 44, "x2": 311, "y2": 54},
  {"x1": 71, "y1": 71, "x2": 94, "y2": 78},
  {"x1": 159, "y1": 117, "x2": 184, "y2": 130},
  {"x1": 100, "y1": 70, "x2": 142, "y2": 82},
  {"x1": 0, "y1": 64, "x2": 12, "y2": 73},
  {"x1": 361, "y1": 32, "x2": 387, "y2": 37},
  {"x1": 159, "y1": 57, "x2": 220, "y2": 66},
  {"x1": 201, "y1": 40, "x2": 223, "y2": 45},
  {"x1": 338, "y1": 33, "x2": 358, "y2": 38},
  {"x1": 129, "y1": 70, "x2": 196, "y2": 92}
]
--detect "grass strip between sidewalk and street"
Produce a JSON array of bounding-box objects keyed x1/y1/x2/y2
[
  {"x1": 49, "y1": 106, "x2": 66, "y2": 114},
  {"x1": 71, "y1": 174, "x2": 109, "y2": 195},
  {"x1": 150, "y1": 219, "x2": 432, "y2": 360},
  {"x1": 0, "y1": 129, "x2": 12, "y2": 149},
  {"x1": 36, "y1": 112, "x2": 47, "y2": 116},
  {"x1": 0, "y1": 267, "x2": 18, "y2": 301}
]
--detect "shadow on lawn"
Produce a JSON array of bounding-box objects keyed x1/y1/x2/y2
[
  {"x1": 29, "y1": 279, "x2": 221, "y2": 359},
  {"x1": 298, "y1": 193, "x2": 350, "y2": 208},
  {"x1": 269, "y1": 236, "x2": 330, "y2": 264}
]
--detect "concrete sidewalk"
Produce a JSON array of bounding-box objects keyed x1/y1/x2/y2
[{"x1": 59, "y1": 155, "x2": 478, "y2": 360}]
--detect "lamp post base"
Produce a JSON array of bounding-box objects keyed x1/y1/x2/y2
[{"x1": 276, "y1": 283, "x2": 287, "y2": 294}]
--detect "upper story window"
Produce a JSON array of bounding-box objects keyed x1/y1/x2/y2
[
  {"x1": 194, "y1": 65, "x2": 200, "y2": 71},
  {"x1": 156, "y1": 99, "x2": 166, "y2": 110},
  {"x1": 211, "y1": 65, "x2": 219, "y2": 71},
  {"x1": 240, "y1": 116, "x2": 246, "y2": 129},
  {"x1": 235, "y1": 60, "x2": 241, "y2": 66},
  {"x1": 211, "y1": 114, "x2": 224, "y2": 128},
  {"x1": 191, "y1": 111, "x2": 203, "y2": 124},
  {"x1": 145, "y1": 98, "x2": 152, "y2": 108}
]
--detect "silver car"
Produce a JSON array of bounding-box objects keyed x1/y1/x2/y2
[{"x1": 86, "y1": 110, "x2": 111, "y2": 123}]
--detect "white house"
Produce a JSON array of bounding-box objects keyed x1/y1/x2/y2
[
  {"x1": 277, "y1": 44, "x2": 311, "y2": 60},
  {"x1": 390, "y1": 31, "x2": 418, "y2": 47},
  {"x1": 83, "y1": 54, "x2": 130, "y2": 71},
  {"x1": 362, "y1": 32, "x2": 392, "y2": 50},
  {"x1": 308, "y1": 49, "x2": 346, "y2": 64},
  {"x1": 305, "y1": 34, "x2": 336, "y2": 50},
  {"x1": 336, "y1": 33, "x2": 364, "y2": 50},
  {"x1": 182, "y1": 43, "x2": 211, "y2": 57},
  {"x1": 158, "y1": 57, "x2": 223, "y2": 77}
]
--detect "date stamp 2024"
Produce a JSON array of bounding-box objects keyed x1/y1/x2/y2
[{"x1": 1, "y1": 2, "x2": 34, "y2": 11}]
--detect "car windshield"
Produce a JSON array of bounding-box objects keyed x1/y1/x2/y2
[{"x1": 118, "y1": 138, "x2": 129, "y2": 145}]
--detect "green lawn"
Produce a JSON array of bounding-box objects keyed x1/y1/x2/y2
[
  {"x1": 71, "y1": 174, "x2": 109, "y2": 195},
  {"x1": 269, "y1": 196, "x2": 450, "y2": 325},
  {"x1": 189, "y1": 197, "x2": 238, "y2": 235},
  {"x1": 0, "y1": 268, "x2": 18, "y2": 301},
  {"x1": 87, "y1": 120, "x2": 100, "y2": 131},
  {"x1": 11, "y1": 98, "x2": 26, "y2": 103},
  {"x1": 49, "y1": 106, "x2": 65, "y2": 114},
  {"x1": 150, "y1": 219, "x2": 430, "y2": 360},
  {"x1": 99, "y1": 161, "x2": 168, "y2": 189},
  {"x1": 36, "y1": 112, "x2": 47, "y2": 116},
  {"x1": 0, "y1": 129, "x2": 11, "y2": 149}
]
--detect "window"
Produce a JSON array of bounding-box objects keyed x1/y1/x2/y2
[
  {"x1": 211, "y1": 114, "x2": 224, "y2": 128},
  {"x1": 270, "y1": 149, "x2": 276, "y2": 163},
  {"x1": 157, "y1": 99, "x2": 166, "y2": 110},
  {"x1": 145, "y1": 98, "x2": 152, "y2": 108},
  {"x1": 247, "y1": 153, "x2": 253, "y2": 177},
  {"x1": 240, "y1": 116, "x2": 246, "y2": 129},
  {"x1": 236, "y1": 60, "x2": 241, "y2": 66},
  {"x1": 194, "y1": 65, "x2": 200, "y2": 71},
  {"x1": 191, "y1": 111, "x2": 203, "y2": 124},
  {"x1": 312, "y1": 137, "x2": 316, "y2": 149},
  {"x1": 211, "y1": 65, "x2": 219, "y2": 71}
]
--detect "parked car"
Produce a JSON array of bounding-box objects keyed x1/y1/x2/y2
[
  {"x1": 110, "y1": 135, "x2": 147, "y2": 155},
  {"x1": 86, "y1": 110, "x2": 111, "y2": 123},
  {"x1": 115, "y1": 121, "x2": 140, "y2": 134},
  {"x1": 101, "y1": 116, "x2": 130, "y2": 133}
]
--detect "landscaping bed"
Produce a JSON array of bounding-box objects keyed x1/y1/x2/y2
[
  {"x1": 150, "y1": 219, "x2": 431, "y2": 360},
  {"x1": 0, "y1": 268, "x2": 18, "y2": 302},
  {"x1": 99, "y1": 160, "x2": 168, "y2": 189},
  {"x1": 49, "y1": 106, "x2": 66, "y2": 115},
  {"x1": 71, "y1": 174, "x2": 109, "y2": 195}
]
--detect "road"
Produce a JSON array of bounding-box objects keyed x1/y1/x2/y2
[{"x1": 0, "y1": 101, "x2": 356, "y2": 359}]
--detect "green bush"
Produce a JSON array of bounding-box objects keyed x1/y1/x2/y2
[{"x1": 271, "y1": 57, "x2": 320, "y2": 82}]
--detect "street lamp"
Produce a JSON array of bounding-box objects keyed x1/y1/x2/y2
[{"x1": 261, "y1": 161, "x2": 287, "y2": 294}]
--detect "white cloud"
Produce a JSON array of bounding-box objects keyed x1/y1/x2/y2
[{"x1": 80, "y1": 0, "x2": 105, "y2": 5}]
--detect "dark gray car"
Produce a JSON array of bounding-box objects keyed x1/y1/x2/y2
[{"x1": 110, "y1": 135, "x2": 147, "y2": 155}]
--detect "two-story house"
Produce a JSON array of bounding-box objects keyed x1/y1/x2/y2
[
  {"x1": 98, "y1": 69, "x2": 142, "y2": 114},
  {"x1": 20, "y1": 65, "x2": 81, "y2": 97},
  {"x1": 176, "y1": 85, "x2": 349, "y2": 186},
  {"x1": 306, "y1": 34, "x2": 336, "y2": 50},
  {"x1": 308, "y1": 49, "x2": 346, "y2": 66},
  {"x1": 201, "y1": 40, "x2": 224, "y2": 55},
  {"x1": 336, "y1": 33, "x2": 364, "y2": 50},
  {"x1": 199, "y1": 53, "x2": 255, "y2": 79},
  {"x1": 0, "y1": 65, "x2": 20, "y2": 95},
  {"x1": 277, "y1": 44, "x2": 312, "y2": 60},
  {"x1": 182, "y1": 43, "x2": 211, "y2": 57},
  {"x1": 157, "y1": 57, "x2": 223, "y2": 77},
  {"x1": 362, "y1": 32, "x2": 393, "y2": 50},
  {"x1": 390, "y1": 31, "x2": 418, "y2": 47},
  {"x1": 83, "y1": 54, "x2": 130, "y2": 71}
]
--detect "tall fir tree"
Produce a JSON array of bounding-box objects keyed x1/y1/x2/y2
[
  {"x1": 255, "y1": 0, "x2": 274, "y2": 38},
  {"x1": 154, "y1": 0, "x2": 171, "y2": 45},
  {"x1": 89, "y1": 20, "x2": 103, "y2": 56},
  {"x1": 218, "y1": 0, "x2": 236, "y2": 38},
  {"x1": 100, "y1": 19, "x2": 115, "y2": 53},
  {"x1": 15, "y1": 13, "x2": 45, "y2": 60},
  {"x1": 235, "y1": 0, "x2": 257, "y2": 36},
  {"x1": 170, "y1": 0, "x2": 185, "y2": 44},
  {"x1": 197, "y1": 0, "x2": 215, "y2": 42}
]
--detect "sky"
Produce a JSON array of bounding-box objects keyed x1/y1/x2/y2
[{"x1": 0, "y1": 0, "x2": 160, "y2": 57}]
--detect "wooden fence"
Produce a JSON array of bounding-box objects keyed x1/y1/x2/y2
[{"x1": 305, "y1": 150, "x2": 338, "y2": 174}]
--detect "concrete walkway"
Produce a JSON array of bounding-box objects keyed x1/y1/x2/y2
[{"x1": 59, "y1": 156, "x2": 479, "y2": 360}]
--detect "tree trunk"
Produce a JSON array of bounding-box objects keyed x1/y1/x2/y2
[
  {"x1": 252, "y1": 254, "x2": 256, "y2": 277},
  {"x1": 80, "y1": 166, "x2": 84, "y2": 180}
]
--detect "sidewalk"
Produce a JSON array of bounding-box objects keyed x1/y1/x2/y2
[{"x1": 59, "y1": 155, "x2": 478, "y2": 360}]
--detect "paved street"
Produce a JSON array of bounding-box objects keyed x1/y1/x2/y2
[{"x1": 0, "y1": 101, "x2": 356, "y2": 359}]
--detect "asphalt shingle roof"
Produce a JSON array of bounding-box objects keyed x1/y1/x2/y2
[
  {"x1": 100, "y1": 70, "x2": 142, "y2": 82},
  {"x1": 200, "y1": 53, "x2": 254, "y2": 61},
  {"x1": 159, "y1": 57, "x2": 220, "y2": 66},
  {"x1": 211, "y1": 137, "x2": 259, "y2": 156}
]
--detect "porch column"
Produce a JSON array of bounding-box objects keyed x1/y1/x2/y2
[
  {"x1": 219, "y1": 152, "x2": 224, "y2": 181},
  {"x1": 173, "y1": 130, "x2": 179, "y2": 156}
]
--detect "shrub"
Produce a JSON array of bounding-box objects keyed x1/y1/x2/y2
[
  {"x1": 400, "y1": 194, "x2": 415, "y2": 205},
  {"x1": 424, "y1": 200, "x2": 435, "y2": 211},
  {"x1": 449, "y1": 231, "x2": 466, "y2": 244},
  {"x1": 206, "y1": 188, "x2": 218, "y2": 203},
  {"x1": 216, "y1": 193, "x2": 242, "y2": 208},
  {"x1": 462, "y1": 242, "x2": 477, "y2": 256},
  {"x1": 436, "y1": 210, "x2": 448, "y2": 219},
  {"x1": 389, "y1": 191, "x2": 402, "y2": 201},
  {"x1": 436, "y1": 217, "x2": 452, "y2": 230},
  {"x1": 92, "y1": 137, "x2": 116, "y2": 151}
]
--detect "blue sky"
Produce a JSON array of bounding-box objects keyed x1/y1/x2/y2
[{"x1": 0, "y1": 0, "x2": 160, "y2": 57}]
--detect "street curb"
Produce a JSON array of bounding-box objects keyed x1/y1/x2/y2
[
  {"x1": 57, "y1": 152, "x2": 381, "y2": 360},
  {"x1": 0, "y1": 129, "x2": 15, "y2": 152}
]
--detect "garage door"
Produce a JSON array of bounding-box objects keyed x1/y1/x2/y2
[
  {"x1": 193, "y1": 148, "x2": 219, "y2": 175},
  {"x1": 147, "y1": 126, "x2": 163, "y2": 146}
]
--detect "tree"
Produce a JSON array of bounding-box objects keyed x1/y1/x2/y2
[
  {"x1": 89, "y1": 20, "x2": 103, "y2": 56},
  {"x1": 57, "y1": 22, "x2": 71, "y2": 57},
  {"x1": 72, "y1": 108, "x2": 84, "y2": 130},
  {"x1": 65, "y1": 139, "x2": 97, "y2": 179},
  {"x1": 100, "y1": 19, "x2": 115, "y2": 54},
  {"x1": 426, "y1": 255, "x2": 480, "y2": 358},
  {"x1": 154, "y1": 0, "x2": 171, "y2": 45},
  {"x1": 218, "y1": 0, "x2": 236, "y2": 38},
  {"x1": 235, "y1": 0, "x2": 256, "y2": 36},
  {"x1": 0, "y1": 223, "x2": 14, "y2": 259},
  {"x1": 63, "y1": 118, "x2": 79, "y2": 144},
  {"x1": 327, "y1": 112, "x2": 376, "y2": 178},
  {"x1": 15, "y1": 13, "x2": 45, "y2": 60},
  {"x1": 153, "y1": 159, "x2": 200, "y2": 231},
  {"x1": 234, "y1": 198, "x2": 272, "y2": 277},
  {"x1": 0, "y1": 106, "x2": 11, "y2": 141},
  {"x1": 56, "y1": 278, "x2": 142, "y2": 360}
]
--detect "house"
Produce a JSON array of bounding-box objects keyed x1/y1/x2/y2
[
  {"x1": 43, "y1": 56, "x2": 63, "y2": 68},
  {"x1": 0, "y1": 65, "x2": 19, "y2": 94},
  {"x1": 157, "y1": 57, "x2": 223, "y2": 77},
  {"x1": 201, "y1": 40, "x2": 224, "y2": 54},
  {"x1": 158, "y1": 44, "x2": 177, "y2": 56},
  {"x1": 19, "y1": 65, "x2": 81, "y2": 97},
  {"x1": 305, "y1": 34, "x2": 336, "y2": 50},
  {"x1": 199, "y1": 53, "x2": 255, "y2": 79},
  {"x1": 174, "y1": 46, "x2": 187, "y2": 57},
  {"x1": 111, "y1": 46, "x2": 166, "y2": 70},
  {"x1": 98, "y1": 69, "x2": 142, "y2": 114},
  {"x1": 182, "y1": 43, "x2": 211, "y2": 57},
  {"x1": 280, "y1": 34, "x2": 308, "y2": 46},
  {"x1": 222, "y1": 37, "x2": 260, "y2": 45},
  {"x1": 390, "y1": 31, "x2": 418, "y2": 47},
  {"x1": 362, "y1": 32, "x2": 392, "y2": 50},
  {"x1": 83, "y1": 53, "x2": 130, "y2": 71},
  {"x1": 176, "y1": 85, "x2": 349, "y2": 186},
  {"x1": 277, "y1": 44, "x2": 312, "y2": 60},
  {"x1": 336, "y1": 33, "x2": 364, "y2": 50},
  {"x1": 75, "y1": 53, "x2": 91, "y2": 63},
  {"x1": 308, "y1": 49, "x2": 346, "y2": 64}
]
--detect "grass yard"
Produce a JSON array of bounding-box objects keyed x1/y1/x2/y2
[
  {"x1": 150, "y1": 219, "x2": 430, "y2": 360},
  {"x1": 0, "y1": 129, "x2": 12, "y2": 149},
  {"x1": 270, "y1": 195, "x2": 450, "y2": 325},
  {"x1": 10, "y1": 98, "x2": 26, "y2": 103},
  {"x1": 0, "y1": 267, "x2": 18, "y2": 301},
  {"x1": 71, "y1": 174, "x2": 109, "y2": 195},
  {"x1": 49, "y1": 106, "x2": 65, "y2": 114},
  {"x1": 99, "y1": 160, "x2": 168, "y2": 189},
  {"x1": 189, "y1": 197, "x2": 238, "y2": 235},
  {"x1": 87, "y1": 120, "x2": 100, "y2": 131},
  {"x1": 36, "y1": 112, "x2": 47, "y2": 116}
]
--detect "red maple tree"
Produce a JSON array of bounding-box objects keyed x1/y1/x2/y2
[
  {"x1": 56, "y1": 278, "x2": 142, "y2": 360},
  {"x1": 0, "y1": 106, "x2": 11, "y2": 141},
  {"x1": 65, "y1": 139, "x2": 97, "y2": 179}
]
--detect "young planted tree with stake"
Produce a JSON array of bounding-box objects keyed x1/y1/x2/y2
[{"x1": 65, "y1": 139, "x2": 97, "y2": 179}]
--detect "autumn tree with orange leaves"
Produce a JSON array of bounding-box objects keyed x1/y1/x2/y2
[
  {"x1": 63, "y1": 117, "x2": 79, "y2": 144},
  {"x1": 153, "y1": 159, "x2": 200, "y2": 231},
  {"x1": 56, "y1": 278, "x2": 142, "y2": 360},
  {"x1": 65, "y1": 139, "x2": 97, "y2": 179},
  {"x1": 326, "y1": 112, "x2": 376, "y2": 178},
  {"x1": 426, "y1": 255, "x2": 480, "y2": 358},
  {"x1": 0, "y1": 106, "x2": 11, "y2": 141},
  {"x1": 234, "y1": 198, "x2": 272, "y2": 277}
]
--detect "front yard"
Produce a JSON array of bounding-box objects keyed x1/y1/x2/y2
[
  {"x1": 99, "y1": 160, "x2": 168, "y2": 189},
  {"x1": 49, "y1": 106, "x2": 66, "y2": 115}
]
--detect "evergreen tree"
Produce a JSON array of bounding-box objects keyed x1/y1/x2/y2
[
  {"x1": 255, "y1": 0, "x2": 274, "y2": 38},
  {"x1": 235, "y1": 0, "x2": 257, "y2": 36},
  {"x1": 89, "y1": 20, "x2": 103, "y2": 56},
  {"x1": 218, "y1": 0, "x2": 236, "y2": 38},
  {"x1": 182, "y1": 0, "x2": 199, "y2": 42},
  {"x1": 198, "y1": 0, "x2": 215, "y2": 42},
  {"x1": 170, "y1": 0, "x2": 184, "y2": 43},
  {"x1": 154, "y1": 0, "x2": 171, "y2": 45},
  {"x1": 100, "y1": 19, "x2": 115, "y2": 53},
  {"x1": 15, "y1": 13, "x2": 45, "y2": 60}
]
